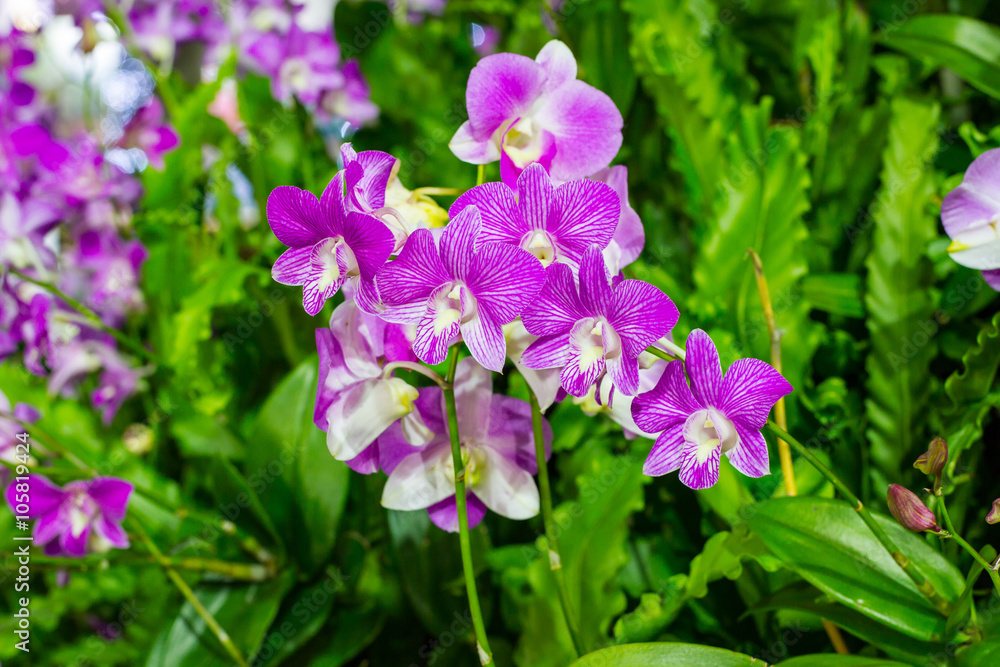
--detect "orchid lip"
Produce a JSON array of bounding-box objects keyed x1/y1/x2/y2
[
  {"x1": 521, "y1": 229, "x2": 557, "y2": 266},
  {"x1": 685, "y1": 408, "x2": 738, "y2": 464}
]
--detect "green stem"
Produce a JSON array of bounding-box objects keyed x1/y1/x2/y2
[
  {"x1": 9, "y1": 269, "x2": 162, "y2": 366},
  {"x1": 477, "y1": 164, "x2": 486, "y2": 186},
  {"x1": 765, "y1": 421, "x2": 953, "y2": 616},
  {"x1": 128, "y1": 520, "x2": 249, "y2": 667},
  {"x1": 938, "y1": 497, "x2": 1000, "y2": 598},
  {"x1": 443, "y1": 346, "x2": 494, "y2": 666},
  {"x1": 6, "y1": 553, "x2": 271, "y2": 581},
  {"x1": 529, "y1": 392, "x2": 585, "y2": 657},
  {"x1": 644, "y1": 346, "x2": 675, "y2": 362}
]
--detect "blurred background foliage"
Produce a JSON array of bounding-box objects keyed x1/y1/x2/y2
[{"x1": 7, "y1": 0, "x2": 1000, "y2": 665}]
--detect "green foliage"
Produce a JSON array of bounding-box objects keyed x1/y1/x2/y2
[{"x1": 566, "y1": 642, "x2": 762, "y2": 666}]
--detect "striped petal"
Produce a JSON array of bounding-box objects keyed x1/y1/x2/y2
[
  {"x1": 521, "y1": 262, "x2": 586, "y2": 336},
  {"x1": 630, "y1": 361, "x2": 700, "y2": 434},
  {"x1": 726, "y1": 422, "x2": 770, "y2": 478},
  {"x1": 643, "y1": 421, "x2": 685, "y2": 476},
  {"x1": 685, "y1": 329, "x2": 723, "y2": 408},
  {"x1": 717, "y1": 358, "x2": 793, "y2": 429},
  {"x1": 266, "y1": 185, "x2": 325, "y2": 247}
]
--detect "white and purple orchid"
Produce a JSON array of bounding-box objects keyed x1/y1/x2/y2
[
  {"x1": 6, "y1": 475, "x2": 134, "y2": 557},
  {"x1": 449, "y1": 40, "x2": 623, "y2": 188},
  {"x1": 631, "y1": 330, "x2": 793, "y2": 489},
  {"x1": 942, "y1": 147, "x2": 1000, "y2": 289},
  {"x1": 450, "y1": 163, "x2": 620, "y2": 269},
  {"x1": 314, "y1": 300, "x2": 429, "y2": 466},
  {"x1": 267, "y1": 172, "x2": 394, "y2": 315},
  {"x1": 520, "y1": 245, "x2": 678, "y2": 397},
  {"x1": 377, "y1": 205, "x2": 545, "y2": 371},
  {"x1": 380, "y1": 358, "x2": 550, "y2": 531}
]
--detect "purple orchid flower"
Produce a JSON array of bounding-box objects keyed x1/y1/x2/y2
[
  {"x1": 377, "y1": 205, "x2": 546, "y2": 371},
  {"x1": 0, "y1": 190, "x2": 60, "y2": 273},
  {"x1": 631, "y1": 329, "x2": 793, "y2": 489},
  {"x1": 314, "y1": 300, "x2": 430, "y2": 468},
  {"x1": 320, "y1": 60, "x2": 380, "y2": 128},
  {"x1": 942, "y1": 147, "x2": 1000, "y2": 289},
  {"x1": 449, "y1": 40, "x2": 623, "y2": 189},
  {"x1": 267, "y1": 171, "x2": 394, "y2": 315},
  {"x1": 450, "y1": 163, "x2": 620, "y2": 269},
  {"x1": 6, "y1": 475, "x2": 133, "y2": 557},
  {"x1": 244, "y1": 24, "x2": 343, "y2": 107},
  {"x1": 0, "y1": 390, "x2": 40, "y2": 483},
  {"x1": 520, "y1": 245, "x2": 679, "y2": 397},
  {"x1": 576, "y1": 358, "x2": 669, "y2": 440},
  {"x1": 380, "y1": 358, "x2": 551, "y2": 532},
  {"x1": 340, "y1": 143, "x2": 396, "y2": 215},
  {"x1": 117, "y1": 98, "x2": 180, "y2": 170}
]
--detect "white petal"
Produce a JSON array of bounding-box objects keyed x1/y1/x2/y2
[
  {"x1": 473, "y1": 448, "x2": 540, "y2": 520},
  {"x1": 325, "y1": 378, "x2": 417, "y2": 460},
  {"x1": 381, "y1": 445, "x2": 455, "y2": 511}
]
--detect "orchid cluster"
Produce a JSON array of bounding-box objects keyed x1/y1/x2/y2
[
  {"x1": 266, "y1": 40, "x2": 794, "y2": 534},
  {"x1": 0, "y1": 25, "x2": 168, "y2": 425}
]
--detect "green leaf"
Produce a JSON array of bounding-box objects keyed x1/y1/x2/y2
[
  {"x1": 747, "y1": 497, "x2": 963, "y2": 642},
  {"x1": 878, "y1": 15, "x2": 1000, "y2": 100},
  {"x1": 146, "y1": 574, "x2": 293, "y2": 667},
  {"x1": 864, "y1": 97, "x2": 940, "y2": 475},
  {"x1": 170, "y1": 413, "x2": 246, "y2": 459},
  {"x1": 568, "y1": 643, "x2": 760, "y2": 666},
  {"x1": 305, "y1": 603, "x2": 386, "y2": 667},
  {"x1": 944, "y1": 312, "x2": 1000, "y2": 407},
  {"x1": 780, "y1": 656, "x2": 912, "y2": 666},
  {"x1": 801, "y1": 274, "x2": 865, "y2": 318},
  {"x1": 957, "y1": 639, "x2": 1000, "y2": 666},
  {"x1": 248, "y1": 359, "x2": 350, "y2": 574},
  {"x1": 751, "y1": 582, "x2": 946, "y2": 663}
]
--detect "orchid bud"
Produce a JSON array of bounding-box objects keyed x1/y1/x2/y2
[
  {"x1": 887, "y1": 484, "x2": 941, "y2": 533},
  {"x1": 914, "y1": 437, "x2": 948, "y2": 493},
  {"x1": 987, "y1": 499, "x2": 1000, "y2": 525}
]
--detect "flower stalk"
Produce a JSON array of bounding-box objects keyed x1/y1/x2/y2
[
  {"x1": 937, "y1": 496, "x2": 1000, "y2": 598},
  {"x1": 443, "y1": 345, "x2": 494, "y2": 666},
  {"x1": 529, "y1": 391, "x2": 585, "y2": 657},
  {"x1": 765, "y1": 421, "x2": 953, "y2": 616}
]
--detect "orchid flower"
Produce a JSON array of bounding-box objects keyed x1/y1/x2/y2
[
  {"x1": 575, "y1": 357, "x2": 668, "y2": 440},
  {"x1": 380, "y1": 358, "x2": 550, "y2": 531},
  {"x1": 631, "y1": 330, "x2": 793, "y2": 489},
  {"x1": 267, "y1": 171, "x2": 394, "y2": 315},
  {"x1": 0, "y1": 390, "x2": 39, "y2": 483},
  {"x1": 376, "y1": 205, "x2": 545, "y2": 371},
  {"x1": 314, "y1": 300, "x2": 430, "y2": 466},
  {"x1": 503, "y1": 320, "x2": 562, "y2": 410},
  {"x1": 590, "y1": 165, "x2": 644, "y2": 273},
  {"x1": 942, "y1": 147, "x2": 1000, "y2": 289},
  {"x1": 520, "y1": 245, "x2": 678, "y2": 397},
  {"x1": 450, "y1": 163, "x2": 620, "y2": 269},
  {"x1": 449, "y1": 40, "x2": 623, "y2": 188},
  {"x1": 6, "y1": 475, "x2": 134, "y2": 557}
]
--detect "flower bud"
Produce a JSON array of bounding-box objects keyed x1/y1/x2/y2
[
  {"x1": 914, "y1": 437, "x2": 948, "y2": 493},
  {"x1": 887, "y1": 484, "x2": 941, "y2": 533},
  {"x1": 987, "y1": 499, "x2": 1000, "y2": 525}
]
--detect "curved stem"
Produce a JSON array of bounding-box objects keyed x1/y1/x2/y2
[
  {"x1": 938, "y1": 497, "x2": 1000, "y2": 598},
  {"x1": 412, "y1": 187, "x2": 462, "y2": 197},
  {"x1": 477, "y1": 164, "x2": 486, "y2": 186},
  {"x1": 382, "y1": 360, "x2": 450, "y2": 389},
  {"x1": 765, "y1": 422, "x2": 952, "y2": 616},
  {"x1": 443, "y1": 346, "x2": 494, "y2": 666},
  {"x1": 128, "y1": 519, "x2": 249, "y2": 667},
  {"x1": 8, "y1": 269, "x2": 163, "y2": 366},
  {"x1": 529, "y1": 392, "x2": 585, "y2": 657}
]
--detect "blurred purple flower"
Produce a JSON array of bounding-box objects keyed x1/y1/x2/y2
[
  {"x1": 117, "y1": 98, "x2": 180, "y2": 170},
  {"x1": 942, "y1": 147, "x2": 1000, "y2": 290},
  {"x1": 6, "y1": 475, "x2": 134, "y2": 556}
]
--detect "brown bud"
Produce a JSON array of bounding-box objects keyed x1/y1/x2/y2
[{"x1": 887, "y1": 484, "x2": 941, "y2": 533}]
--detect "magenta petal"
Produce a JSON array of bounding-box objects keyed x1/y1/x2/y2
[
  {"x1": 643, "y1": 421, "x2": 685, "y2": 476},
  {"x1": 7, "y1": 475, "x2": 66, "y2": 518},
  {"x1": 465, "y1": 53, "x2": 546, "y2": 139},
  {"x1": 521, "y1": 334, "x2": 571, "y2": 369},
  {"x1": 61, "y1": 524, "x2": 90, "y2": 557},
  {"x1": 535, "y1": 40, "x2": 577, "y2": 92},
  {"x1": 345, "y1": 442, "x2": 382, "y2": 475},
  {"x1": 318, "y1": 172, "x2": 349, "y2": 235},
  {"x1": 941, "y1": 148, "x2": 1000, "y2": 238},
  {"x1": 267, "y1": 186, "x2": 325, "y2": 247},
  {"x1": 450, "y1": 183, "x2": 524, "y2": 247},
  {"x1": 685, "y1": 329, "x2": 724, "y2": 408},
  {"x1": 302, "y1": 275, "x2": 342, "y2": 317},
  {"x1": 679, "y1": 440, "x2": 721, "y2": 490},
  {"x1": 517, "y1": 164, "x2": 555, "y2": 231},
  {"x1": 272, "y1": 246, "x2": 313, "y2": 286},
  {"x1": 427, "y1": 493, "x2": 488, "y2": 533},
  {"x1": 461, "y1": 311, "x2": 506, "y2": 372},
  {"x1": 606, "y1": 353, "x2": 640, "y2": 396},
  {"x1": 33, "y1": 510, "x2": 69, "y2": 545},
  {"x1": 717, "y1": 358, "x2": 793, "y2": 429},
  {"x1": 378, "y1": 229, "x2": 449, "y2": 318},
  {"x1": 535, "y1": 80, "x2": 623, "y2": 182},
  {"x1": 342, "y1": 144, "x2": 396, "y2": 211},
  {"x1": 577, "y1": 245, "x2": 614, "y2": 314},
  {"x1": 560, "y1": 338, "x2": 605, "y2": 397},
  {"x1": 726, "y1": 423, "x2": 770, "y2": 478},
  {"x1": 631, "y1": 361, "x2": 701, "y2": 434},
  {"x1": 468, "y1": 242, "x2": 546, "y2": 324},
  {"x1": 87, "y1": 478, "x2": 134, "y2": 521},
  {"x1": 521, "y1": 263, "x2": 586, "y2": 336},
  {"x1": 608, "y1": 279, "x2": 679, "y2": 358},
  {"x1": 983, "y1": 269, "x2": 1000, "y2": 291},
  {"x1": 549, "y1": 178, "x2": 620, "y2": 263},
  {"x1": 94, "y1": 515, "x2": 130, "y2": 549},
  {"x1": 440, "y1": 206, "x2": 482, "y2": 279},
  {"x1": 341, "y1": 211, "x2": 394, "y2": 282},
  {"x1": 450, "y1": 121, "x2": 501, "y2": 164},
  {"x1": 414, "y1": 301, "x2": 460, "y2": 365}
]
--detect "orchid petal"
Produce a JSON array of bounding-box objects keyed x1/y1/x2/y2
[
  {"x1": 474, "y1": 447, "x2": 540, "y2": 520},
  {"x1": 381, "y1": 444, "x2": 454, "y2": 511},
  {"x1": 631, "y1": 361, "x2": 701, "y2": 434},
  {"x1": 266, "y1": 186, "x2": 325, "y2": 247},
  {"x1": 718, "y1": 358, "x2": 793, "y2": 429},
  {"x1": 643, "y1": 421, "x2": 686, "y2": 476},
  {"x1": 685, "y1": 329, "x2": 723, "y2": 408},
  {"x1": 726, "y1": 422, "x2": 770, "y2": 478}
]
